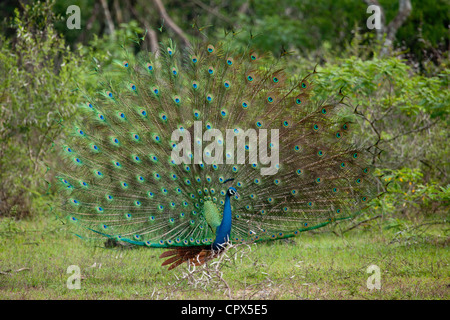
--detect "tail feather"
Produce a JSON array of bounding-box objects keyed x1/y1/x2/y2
[
  {"x1": 55, "y1": 36, "x2": 381, "y2": 270},
  {"x1": 159, "y1": 246, "x2": 216, "y2": 270}
]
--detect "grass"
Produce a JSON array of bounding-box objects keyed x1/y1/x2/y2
[{"x1": 0, "y1": 214, "x2": 448, "y2": 300}]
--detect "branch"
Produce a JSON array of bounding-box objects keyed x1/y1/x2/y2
[
  {"x1": 385, "y1": 0, "x2": 412, "y2": 43},
  {"x1": 383, "y1": 119, "x2": 439, "y2": 143},
  {"x1": 32, "y1": 124, "x2": 53, "y2": 174},
  {"x1": 127, "y1": 1, "x2": 159, "y2": 56},
  {"x1": 389, "y1": 220, "x2": 448, "y2": 244},
  {"x1": 148, "y1": 29, "x2": 160, "y2": 56},
  {"x1": 77, "y1": 1, "x2": 100, "y2": 43},
  {"x1": 191, "y1": 0, "x2": 235, "y2": 26},
  {"x1": 380, "y1": 0, "x2": 412, "y2": 56},
  {"x1": 100, "y1": 0, "x2": 116, "y2": 39},
  {"x1": 354, "y1": 104, "x2": 382, "y2": 146},
  {"x1": 419, "y1": 159, "x2": 448, "y2": 179},
  {"x1": 238, "y1": 1, "x2": 250, "y2": 15},
  {"x1": 113, "y1": 0, "x2": 123, "y2": 24},
  {"x1": 364, "y1": 0, "x2": 412, "y2": 56},
  {"x1": 152, "y1": 0, "x2": 191, "y2": 48},
  {"x1": 342, "y1": 215, "x2": 382, "y2": 234}
]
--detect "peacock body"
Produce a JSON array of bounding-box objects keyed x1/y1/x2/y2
[{"x1": 55, "y1": 36, "x2": 378, "y2": 270}]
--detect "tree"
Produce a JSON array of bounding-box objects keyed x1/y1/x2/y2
[{"x1": 364, "y1": 0, "x2": 412, "y2": 56}]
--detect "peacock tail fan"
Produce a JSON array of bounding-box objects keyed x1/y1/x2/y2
[{"x1": 54, "y1": 35, "x2": 380, "y2": 268}]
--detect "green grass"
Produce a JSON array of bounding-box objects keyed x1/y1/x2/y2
[{"x1": 0, "y1": 215, "x2": 448, "y2": 300}]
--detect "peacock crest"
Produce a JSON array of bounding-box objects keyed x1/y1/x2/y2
[{"x1": 55, "y1": 36, "x2": 379, "y2": 270}]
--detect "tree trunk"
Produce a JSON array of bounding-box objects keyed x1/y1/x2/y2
[
  {"x1": 152, "y1": 0, "x2": 191, "y2": 48},
  {"x1": 364, "y1": 0, "x2": 412, "y2": 57}
]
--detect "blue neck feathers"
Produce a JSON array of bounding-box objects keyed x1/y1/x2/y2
[{"x1": 212, "y1": 191, "x2": 233, "y2": 250}]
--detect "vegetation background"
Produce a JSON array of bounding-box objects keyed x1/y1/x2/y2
[{"x1": 0, "y1": 0, "x2": 448, "y2": 300}]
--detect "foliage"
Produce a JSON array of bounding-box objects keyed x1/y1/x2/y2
[
  {"x1": 393, "y1": 0, "x2": 449, "y2": 70},
  {"x1": 48, "y1": 0, "x2": 450, "y2": 69},
  {"x1": 309, "y1": 56, "x2": 449, "y2": 217},
  {"x1": 0, "y1": 0, "x2": 447, "y2": 224},
  {"x1": 374, "y1": 167, "x2": 449, "y2": 217},
  {"x1": 0, "y1": 0, "x2": 81, "y2": 217}
]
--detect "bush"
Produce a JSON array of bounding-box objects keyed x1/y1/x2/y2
[
  {"x1": 0, "y1": 1, "x2": 80, "y2": 217},
  {"x1": 311, "y1": 56, "x2": 449, "y2": 217}
]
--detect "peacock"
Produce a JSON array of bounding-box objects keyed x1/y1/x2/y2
[{"x1": 55, "y1": 35, "x2": 379, "y2": 271}]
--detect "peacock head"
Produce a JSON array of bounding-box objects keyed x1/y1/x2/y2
[
  {"x1": 223, "y1": 178, "x2": 238, "y2": 198},
  {"x1": 227, "y1": 186, "x2": 238, "y2": 198}
]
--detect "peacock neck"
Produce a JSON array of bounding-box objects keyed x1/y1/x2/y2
[{"x1": 212, "y1": 193, "x2": 232, "y2": 250}]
